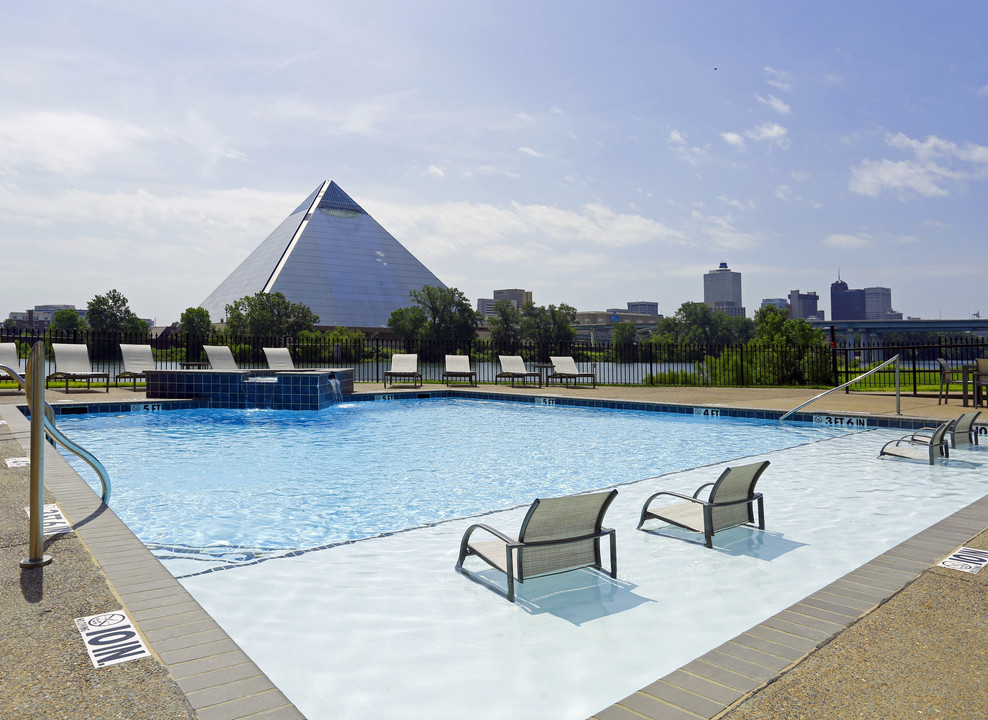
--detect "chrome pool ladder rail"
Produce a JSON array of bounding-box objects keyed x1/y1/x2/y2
[{"x1": 780, "y1": 354, "x2": 900, "y2": 421}]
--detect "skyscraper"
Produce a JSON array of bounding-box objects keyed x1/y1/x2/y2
[
  {"x1": 703, "y1": 262, "x2": 745, "y2": 317},
  {"x1": 830, "y1": 278, "x2": 866, "y2": 321}
]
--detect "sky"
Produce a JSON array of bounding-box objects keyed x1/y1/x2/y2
[{"x1": 2, "y1": 1, "x2": 987, "y2": 326}]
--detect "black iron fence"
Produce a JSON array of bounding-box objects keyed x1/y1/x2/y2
[{"x1": 2, "y1": 328, "x2": 986, "y2": 393}]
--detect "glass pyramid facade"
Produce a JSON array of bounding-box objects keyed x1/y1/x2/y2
[{"x1": 200, "y1": 181, "x2": 446, "y2": 328}]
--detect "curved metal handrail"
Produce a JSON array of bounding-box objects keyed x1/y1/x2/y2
[
  {"x1": 780, "y1": 354, "x2": 900, "y2": 421},
  {"x1": 7, "y1": 358, "x2": 112, "y2": 504},
  {"x1": 42, "y1": 415, "x2": 112, "y2": 504}
]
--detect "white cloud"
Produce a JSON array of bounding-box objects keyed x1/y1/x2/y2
[
  {"x1": 849, "y1": 132, "x2": 988, "y2": 198},
  {"x1": 518, "y1": 146, "x2": 547, "y2": 158},
  {"x1": 978, "y1": 84, "x2": 988, "y2": 96},
  {"x1": 668, "y1": 129, "x2": 708, "y2": 164},
  {"x1": 424, "y1": 165, "x2": 445, "y2": 179},
  {"x1": 720, "y1": 132, "x2": 745, "y2": 149},
  {"x1": 0, "y1": 111, "x2": 147, "y2": 177},
  {"x1": 825, "y1": 233, "x2": 871, "y2": 249},
  {"x1": 763, "y1": 66, "x2": 794, "y2": 92},
  {"x1": 756, "y1": 94, "x2": 791, "y2": 114},
  {"x1": 745, "y1": 122, "x2": 790, "y2": 148},
  {"x1": 688, "y1": 211, "x2": 762, "y2": 250},
  {"x1": 722, "y1": 123, "x2": 790, "y2": 151}
]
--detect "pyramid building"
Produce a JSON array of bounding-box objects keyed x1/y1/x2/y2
[{"x1": 200, "y1": 181, "x2": 446, "y2": 329}]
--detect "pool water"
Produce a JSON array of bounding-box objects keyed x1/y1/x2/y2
[
  {"x1": 56, "y1": 398, "x2": 846, "y2": 565},
  {"x1": 54, "y1": 398, "x2": 987, "y2": 720}
]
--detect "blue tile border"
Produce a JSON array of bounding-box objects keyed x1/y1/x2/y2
[{"x1": 17, "y1": 388, "x2": 981, "y2": 435}]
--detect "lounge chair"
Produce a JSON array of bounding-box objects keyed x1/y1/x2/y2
[
  {"x1": 263, "y1": 347, "x2": 296, "y2": 370},
  {"x1": 443, "y1": 355, "x2": 476, "y2": 386},
  {"x1": 0, "y1": 342, "x2": 24, "y2": 391},
  {"x1": 45, "y1": 343, "x2": 109, "y2": 393},
  {"x1": 495, "y1": 355, "x2": 541, "y2": 387},
  {"x1": 937, "y1": 358, "x2": 963, "y2": 405},
  {"x1": 548, "y1": 356, "x2": 596, "y2": 388},
  {"x1": 456, "y1": 489, "x2": 618, "y2": 602},
  {"x1": 116, "y1": 344, "x2": 156, "y2": 391},
  {"x1": 637, "y1": 460, "x2": 770, "y2": 548},
  {"x1": 879, "y1": 421, "x2": 952, "y2": 464},
  {"x1": 204, "y1": 345, "x2": 239, "y2": 370},
  {"x1": 950, "y1": 411, "x2": 981, "y2": 447},
  {"x1": 384, "y1": 353, "x2": 421, "y2": 388}
]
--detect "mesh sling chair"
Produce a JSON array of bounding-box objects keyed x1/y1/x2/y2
[
  {"x1": 950, "y1": 411, "x2": 981, "y2": 447},
  {"x1": 637, "y1": 461, "x2": 770, "y2": 548},
  {"x1": 879, "y1": 421, "x2": 952, "y2": 465},
  {"x1": 456, "y1": 490, "x2": 618, "y2": 602}
]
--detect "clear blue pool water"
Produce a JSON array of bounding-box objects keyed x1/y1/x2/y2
[{"x1": 57, "y1": 398, "x2": 847, "y2": 559}]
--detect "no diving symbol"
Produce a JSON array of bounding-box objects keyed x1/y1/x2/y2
[
  {"x1": 86, "y1": 613, "x2": 127, "y2": 629},
  {"x1": 74, "y1": 610, "x2": 152, "y2": 667},
  {"x1": 938, "y1": 547, "x2": 988, "y2": 574}
]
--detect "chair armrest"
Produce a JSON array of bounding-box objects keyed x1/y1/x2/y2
[
  {"x1": 692, "y1": 482, "x2": 715, "y2": 499},
  {"x1": 638, "y1": 490, "x2": 706, "y2": 528}
]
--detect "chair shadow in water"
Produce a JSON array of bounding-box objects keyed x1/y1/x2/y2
[
  {"x1": 643, "y1": 525, "x2": 808, "y2": 561},
  {"x1": 470, "y1": 567, "x2": 653, "y2": 625}
]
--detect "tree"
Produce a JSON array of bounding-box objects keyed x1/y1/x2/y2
[
  {"x1": 3, "y1": 318, "x2": 17, "y2": 331},
  {"x1": 225, "y1": 292, "x2": 319, "y2": 337},
  {"x1": 519, "y1": 302, "x2": 577, "y2": 346},
  {"x1": 49, "y1": 308, "x2": 86, "y2": 332},
  {"x1": 386, "y1": 306, "x2": 427, "y2": 347},
  {"x1": 87, "y1": 289, "x2": 148, "y2": 334},
  {"x1": 486, "y1": 299, "x2": 521, "y2": 351},
  {"x1": 647, "y1": 302, "x2": 752, "y2": 346},
  {"x1": 611, "y1": 321, "x2": 638, "y2": 362},
  {"x1": 407, "y1": 286, "x2": 479, "y2": 342},
  {"x1": 180, "y1": 307, "x2": 213, "y2": 336}
]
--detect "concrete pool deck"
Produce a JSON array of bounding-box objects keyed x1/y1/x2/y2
[{"x1": 1, "y1": 382, "x2": 986, "y2": 719}]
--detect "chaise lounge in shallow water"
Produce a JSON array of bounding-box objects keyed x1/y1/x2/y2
[
  {"x1": 637, "y1": 460, "x2": 770, "y2": 548},
  {"x1": 456, "y1": 489, "x2": 618, "y2": 602},
  {"x1": 949, "y1": 411, "x2": 981, "y2": 447},
  {"x1": 879, "y1": 421, "x2": 952, "y2": 465}
]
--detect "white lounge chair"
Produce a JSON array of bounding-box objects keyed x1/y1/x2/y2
[
  {"x1": 263, "y1": 347, "x2": 296, "y2": 370},
  {"x1": 548, "y1": 356, "x2": 596, "y2": 388},
  {"x1": 879, "y1": 421, "x2": 952, "y2": 464},
  {"x1": 46, "y1": 343, "x2": 109, "y2": 393},
  {"x1": 204, "y1": 345, "x2": 239, "y2": 370},
  {"x1": 456, "y1": 490, "x2": 618, "y2": 602},
  {"x1": 638, "y1": 461, "x2": 770, "y2": 548},
  {"x1": 0, "y1": 342, "x2": 23, "y2": 391},
  {"x1": 495, "y1": 355, "x2": 540, "y2": 387},
  {"x1": 117, "y1": 344, "x2": 156, "y2": 391},
  {"x1": 384, "y1": 354, "x2": 421, "y2": 388},
  {"x1": 443, "y1": 355, "x2": 476, "y2": 386}
]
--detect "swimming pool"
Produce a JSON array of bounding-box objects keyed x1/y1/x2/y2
[
  {"x1": 56, "y1": 398, "x2": 847, "y2": 571},
  {"x1": 54, "y1": 398, "x2": 987, "y2": 719}
]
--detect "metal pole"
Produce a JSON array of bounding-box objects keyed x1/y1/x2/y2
[{"x1": 21, "y1": 341, "x2": 52, "y2": 568}]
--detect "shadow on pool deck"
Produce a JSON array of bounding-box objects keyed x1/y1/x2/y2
[{"x1": 1, "y1": 382, "x2": 986, "y2": 719}]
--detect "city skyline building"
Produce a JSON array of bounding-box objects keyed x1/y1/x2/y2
[
  {"x1": 789, "y1": 289, "x2": 824, "y2": 321},
  {"x1": 703, "y1": 262, "x2": 745, "y2": 317}
]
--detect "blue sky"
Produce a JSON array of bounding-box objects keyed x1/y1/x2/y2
[{"x1": 2, "y1": 1, "x2": 986, "y2": 325}]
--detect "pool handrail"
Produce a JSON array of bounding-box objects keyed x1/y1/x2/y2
[
  {"x1": 780, "y1": 354, "x2": 900, "y2": 421},
  {"x1": 11, "y1": 348, "x2": 112, "y2": 505}
]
